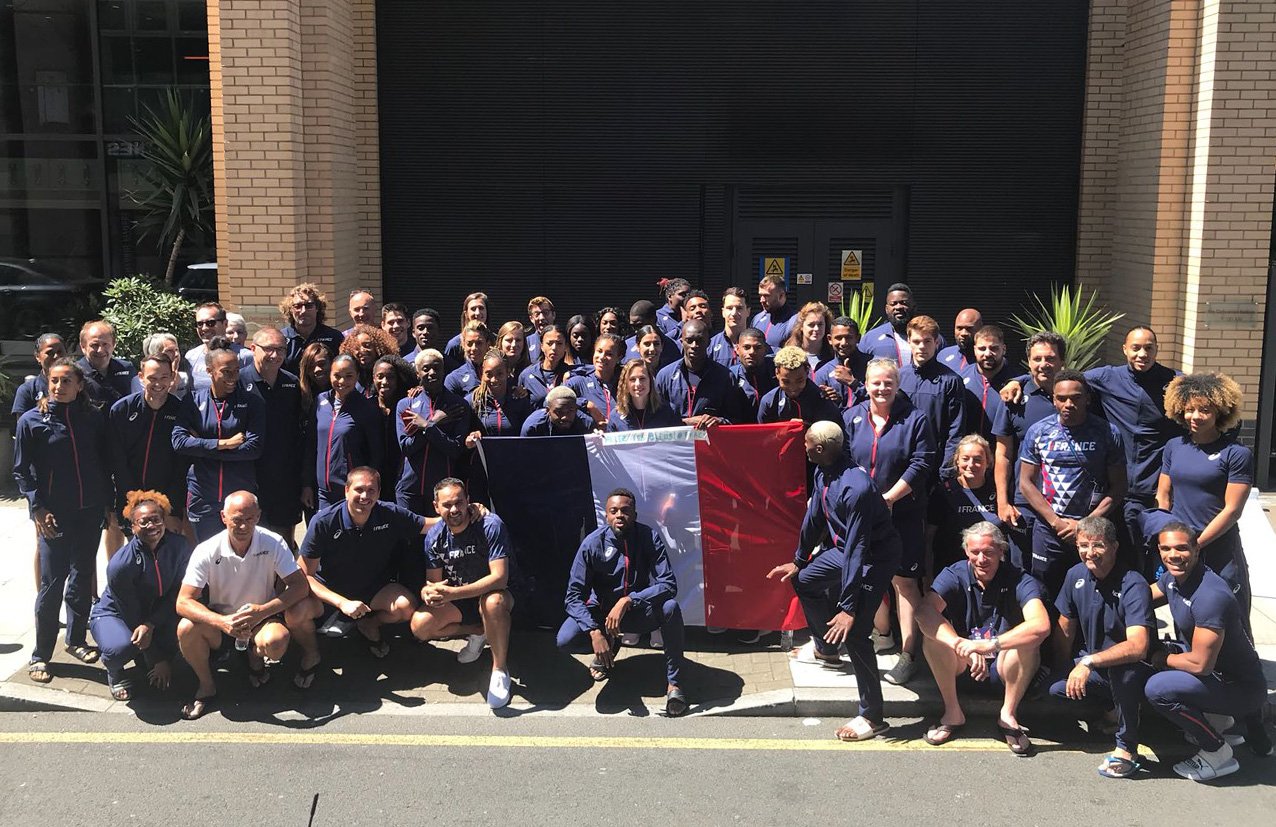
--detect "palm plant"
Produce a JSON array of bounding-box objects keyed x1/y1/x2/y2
[
  {"x1": 1009, "y1": 283, "x2": 1125, "y2": 372},
  {"x1": 128, "y1": 88, "x2": 214, "y2": 285},
  {"x1": 839, "y1": 287, "x2": 880, "y2": 336}
]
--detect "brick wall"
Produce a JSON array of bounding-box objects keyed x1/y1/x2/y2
[{"x1": 207, "y1": 0, "x2": 381, "y2": 329}]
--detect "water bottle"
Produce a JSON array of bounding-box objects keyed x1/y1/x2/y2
[{"x1": 234, "y1": 604, "x2": 253, "y2": 651}]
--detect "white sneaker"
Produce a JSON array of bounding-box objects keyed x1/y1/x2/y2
[
  {"x1": 1173, "y1": 743, "x2": 1239, "y2": 782},
  {"x1": 487, "y1": 669, "x2": 512, "y2": 709},
  {"x1": 706, "y1": 626, "x2": 726, "y2": 634},
  {"x1": 649, "y1": 629, "x2": 664, "y2": 649},
  {"x1": 883, "y1": 652, "x2": 916, "y2": 686},
  {"x1": 457, "y1": 634, "x2": 487, "y2": 664},
  {"x1": 869, "y1": 630, "x2": 895, "y2": 654},
  {"x1": 620, "y1": 633, "x2": 640, "y2": 646}
]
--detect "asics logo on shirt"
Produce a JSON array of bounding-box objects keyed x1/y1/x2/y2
[
  {"x1": 1075, "y1": 579, "x2": 1085, "y2": 589},
  {"x1": 604, "y1": 545, "x2": 617, "y2": 561},
  {"x1": 852, "y1": 416, "x2": 863, "y2": 424},
  {"x1": 1208, "y1": 453, "x2": 1222, "y2": 461},
  {"x1": 199, "y1": 402, "x2": 207, "y2": 412},
  {"x1": 129, "y1": 411, "x2": 139, "y2": 421},
  {"x1": 332, "y1": 530, "x2": 343, "y2": 539}
]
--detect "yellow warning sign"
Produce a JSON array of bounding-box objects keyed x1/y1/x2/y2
[
  {"x1": 863, "y1": 282, "x2": 875, "y2": 311},
  {"x1": 764, "y1": 257, "x2": 788, "y2": 280},
  {"x1": 840, "y1": 250, "x2": 863, "y2": 282}
]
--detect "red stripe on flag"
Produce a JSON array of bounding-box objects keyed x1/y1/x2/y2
[{"x1": 695, "y1": 422, "x2": 808, "y2": 631}]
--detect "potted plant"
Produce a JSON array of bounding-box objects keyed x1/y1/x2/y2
[{"x1": 1009, "y1": 283, "x2": 1125, "y2": 372}]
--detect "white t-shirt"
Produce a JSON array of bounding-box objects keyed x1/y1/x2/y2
[{"x1": 183, "y1": 528, "x2": 299, "y2": 614}]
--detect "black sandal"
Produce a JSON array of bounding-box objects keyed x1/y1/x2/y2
[
  {"x1": 588, "y1": 658, "x2": 610, "y2": 682},
  {"x1": 998, "y1": 723, "x2": 1033, "y2": 757},
  {"x1": 65, "y1": 645, "x2": 100, "y2": 664},
  {"x1": 247, "y1": 664, "x2": 272, "y2": 689},
  {"x1": 28, "y1": 661, "x2": 52, "y2": 684},
  {"x1": 180, "y1": 695, "x2": 217, "y2": 721},
  {"x1": 665, "y1": 687, "x2": 690, "y2": 718},
  {"x1": 293, "y1": 661, "x2": 320, "y2": 690}
]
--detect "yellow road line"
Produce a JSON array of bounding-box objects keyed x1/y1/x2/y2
[{"x1": 0, "y1": 731, "x2": 1025, "y2": 752}]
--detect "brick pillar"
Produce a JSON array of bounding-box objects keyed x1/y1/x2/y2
[{"x1": 208, "y1": 0, "x2": 381, "y2": 329}]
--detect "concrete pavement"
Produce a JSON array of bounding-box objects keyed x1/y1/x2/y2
[{"x1": 0, "y1": 494, "x2": 1273, "y2": 724}]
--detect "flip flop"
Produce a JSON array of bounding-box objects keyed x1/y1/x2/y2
[
  {"x1": 293, "y1": 661, "x2": 321, "y2": 690},
  {"x1": 923, "y1": 722, "x2": 964, "y2": 746},
  {"x1": 665, "y1": 687, "x2": 690, "y2": 718},
  {"x1": 836, "y1": 716, "x2": 890, "y2": 742},
  {"x1": 999, "y1": 723, "x2": 1033, "y2": 757},
  {"x1": 109, "y1": 682, "x2": 133, "y2": 702},
  {"x1": 1097, "y1": 753, "x2": 1141, "y2": 779},
  {"x1": 790, "y1": 643, "x2": 844, "y2": 669},
  {"x1": 180, "y1": 695, "x2": 217, "y2": 721},
  {"x1": 588, "y1": 658, "x2": 610, "y2": 682},
  {"x1": 64, "y1": 645, "x2": 100, "y2": 664},
  {"x1": 28, "y1": 661, "x2": 51, "y2": 684},
  {"x1": 247, "y1": 664, "x2": 272, "y2": 689}
]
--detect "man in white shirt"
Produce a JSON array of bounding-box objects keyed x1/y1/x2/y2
[{"x1": 175, "y1": 491, "x2": 317, "y2": 719}]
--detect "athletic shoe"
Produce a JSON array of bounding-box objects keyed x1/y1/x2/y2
[
  {"x1": 706, "y1": 626, "x2": 726, "y2": 634},
  {"x1": 620, "y1": 633, "x2": 640, "y2": 646},
  {"x1": 649, "y1": 629, "x2": 664, "y2": 649},
  {"x1": 869, "y1": 630, "x2": 894, "y2": 654},
  {"x1": 1173, "y1": 743, "x2": 1239, "y2": 782},
  {"x1": 487, "y1": 669, "x2": 512, "y2": 709},
  {"x1": 736, "y1": 629, "x2": 763, "y2": 645},
  {"x1": 318, "y1": 615, "x2": 355, "y2": 638},
  {"x1": 883, "y1": 652, "x2": 916, "y2": 686},
  {"x1": 457, "y1": 634, "x2": 487, "y2": 664},
  {"x1": 1186, "y1": 713, "x2": 1245, "y2": 747},
  {"x1": 1245, "y1": 716, "x2": 1273, "y2": 757}
]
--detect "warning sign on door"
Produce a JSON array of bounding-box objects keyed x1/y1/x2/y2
[
  {"x1": 840, "y1": 250, "x2": 863, "y2": 282},
  {"x1": 760, "y1": 256, "x2": 790, "y2": 288},
  {"x1": 827, "y1": 282, "x2": 844, "y2": 304}
]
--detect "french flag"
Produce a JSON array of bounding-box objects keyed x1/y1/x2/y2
[{"x1": 478, "y1": 423, "x2": 808, "y2": 630}]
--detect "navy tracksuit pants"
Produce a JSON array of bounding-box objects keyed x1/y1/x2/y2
[{"x1": 557, "y1": 598, "x2": 686, "y2": 686}]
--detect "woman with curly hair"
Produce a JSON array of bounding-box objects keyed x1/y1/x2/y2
[
  {"x1": 783, "y1": 301, "x2": 835, "y2": 371},
  {"x1": 89, "y1": 490, "x2": 192, "y2": 701},
  {"x1": 1148, "y1": 372, "x2": 1254, "y2": 623},
  {"x1": 595, "y1": 306, "x2": 626, "y2": 339},
  {"x1": 341, "y1": 323, "x2": 400, "y2": 398}
]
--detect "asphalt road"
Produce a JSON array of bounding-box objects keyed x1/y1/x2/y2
[{"x1": 0, "y1": 712, "x2": 1270, "y2": 825}]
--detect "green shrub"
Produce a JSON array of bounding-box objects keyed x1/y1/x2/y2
[
  {"x1": 101, "y1": 276, "x2": 198, "y2": 361},
  {"x1": 1009, "y1": 283, "x2": 1125, "y2": 372},
  {"x1": 839, "y1": 287, "x2": 880, "y2": 336}
]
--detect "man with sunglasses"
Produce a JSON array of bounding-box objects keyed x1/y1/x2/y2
[
  {"x1": 280, "y1": 283, "x2": 345, "y2": 374},
  {"x1": 185, "y1": 302, "x2": 254, "y2": 392}
]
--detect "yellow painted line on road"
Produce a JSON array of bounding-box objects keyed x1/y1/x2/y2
[{"x1": 0, "y1": 731, "x2": 1024, "y2": 752}]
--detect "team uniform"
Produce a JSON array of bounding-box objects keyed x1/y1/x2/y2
[
  {"x1": 183, "y1": 343, "x2": 255, "y2": 393},
  {"x1": 930, "y1": 559, "x2": 1047, "y2": 686},
  {"x1": 308, "y1": 389, "x2": 383, "y2": 510},
  {"x1": 1049, "y1": 562, "x2": 1156, "y2": 756},
  {"x1": 926, "y1": 476, "x2": 1002, "y2": 571},
  {"x1": 655, "y1": 304, "x2": 683, "y2": 340},
  {"x1": 1145, "y1": 565, "x2": 1267, "y2": 755},
  {"x1": 937, "y1": 343, "x2": 974, "y2": 374},
  {"x1": 76, "y1": 356, "x2": 136, "y2": 410},
  {"x1": 281, "y1": 322, "x2": 345, "y2": 375},
  {"x1": 960, "y1": 362, "x2": 1018, "y2": 444},
  {"x1": 518, "y1": 362, "x2": 572, "y2": 410},
  {"x1": 790, "y1": 457, "x2": 901, "y2": 722},
  {"x1": 730, "y1": 359, "x2": 778, "y2": 421},
  {"x1": 1145, "y1": 435, "x2": 1254, "y2": 622},
  {"x1": 606, "y1": 403, "x2": 683, "y2": 432},
  {"x1": 842, "y1": 396, "x2": 934, "y2": 577},
  {"x1": 566, "y1": 370, "x2": 620, "y2": 426},
  {"x1": 444, "y1": 361, "x2": 481, "y2": 398},
  {"x1": 813, "y1": 352, "x2": 870, "y2": 410},
  {"x1": 172, "y1": 385, "x2": 266, "y2": 541},
  {"x1": 558, "y1": 522, "x2": 685, "y2": 686},
  {"x1": 520, "y1": 409, "x2": 592, "y2": 436},
  {"x1": 108, "y1": 392, "x2": 188, "y2": 519},
  {"x1": 992, "y1": 377, "x2": 1062, "y2": 566},
  {"x1": 898, "y1": 358, "x2": 966, "y2": 475},
  {"x1": 656, "y1": 359, "x2": 740, "y2": 423},
  {"x1": 14, "y1": 398, "x2": 113, "y2": 667},
  {"x1": 755, "y1": 382, "x2": 841, "y2": 427},
  {"x1": 424, "y1": 513, "x2": 511, "y2": 627},
  {"x1": 1018, "y1": 414, "x2": 1125, "y2": 598},
  {"x1": 10, "y1": 373, "x2": 49, "y2": 416},
  {"x1": 468, "y1": 389, "x2": 533, "y2": 438},
  {"x1": 300, "y1": 501, "x2": 427, "y2": 609},
  {"x1": 394, "y1": 387, "x2": 469, "y2": 515},
  {"x1": 239, "y1": 365, "x2": 306, "y2": 528},
  {"x1": 707, "y1": 331, "x2": 745, "y2": 369},
  {"x1": 858, "y1": 321, "x2": 946, "y2": 363},
  {"x1": 89, "y1": 531, "x2": 192, "y2": 688},
  {"x1": 750, "y1": 305, "x2": 797, "y2": 349},
  {"x1": 623, "y1": 330, "x2": 681, "y2": 371}
]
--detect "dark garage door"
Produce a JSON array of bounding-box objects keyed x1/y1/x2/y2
[{"x1": 376, "y1": 1, "x2": 1088, "y2": 340}]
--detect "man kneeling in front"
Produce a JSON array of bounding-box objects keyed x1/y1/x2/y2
[
  {"x1": 916, "y1": 521, "x2": 1050, "y2": 755},
  {"x1": 557, "y1": 488, "x2": 690, "y2": 717},
  {"x1": 175, "y1": 491, "x2": 318, "y2": 719},
  {"x1": 410, "y1": 478, "x2": 515, "y2": 709}
]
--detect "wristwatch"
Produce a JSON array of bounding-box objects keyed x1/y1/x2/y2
[
  {"x1": 1080, "y1": 655, "x2": 1095, "y2": 669},
  {"x1": 990, "y1": 636, "x2": 1001, "y2": 655}
]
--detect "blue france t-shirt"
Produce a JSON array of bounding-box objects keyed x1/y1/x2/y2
[
  {"x1": 1019, "y1": 414, "x2": 1125, "y2": 519},
  {"x1": 424, "y1": 514, "x2": 510, "y2": 587}
]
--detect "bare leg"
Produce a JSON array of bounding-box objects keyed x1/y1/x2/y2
[
  {"x1": 176, "y1": 619, "x2": 221, "y2": 698},
  {"x1": 479, "y1": 591, "x2": 514, "y2": 672},
  {"x1": 893, "y1": 576, "x2": 923, "y2": 656},
  {"x1": 282, "y1": 601, "x2": 321, "y2": 670},
  {"x1": 921, "y1": 635, "x2": 967, "y2": 726},
  {"x1": 997, "y1": 646, "x2": 1038, "y2": 730},
  {"x1": 104, "y1": 513, "x2": 126, "y2": 561},
  {"x1": 360, "y1": 584, "x2": 416, "y2": 640},
  {"x1": 873, "y1": 597, "x2": 892, "y2": 637},
  {"x1": 410, "y1": 602, "x2": 477, "y2": 641}
]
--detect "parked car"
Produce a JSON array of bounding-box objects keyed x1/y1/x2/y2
[
  {"x1": 0, "y1": 258, "x2": 103, "y2": 341},
  {"x1": 174, "y1": 262, "x2": 219, "y2": 304}
]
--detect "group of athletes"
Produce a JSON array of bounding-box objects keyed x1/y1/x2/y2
[{"x1": 8, "y1": 274, "x2": 1269, "y2": 779}]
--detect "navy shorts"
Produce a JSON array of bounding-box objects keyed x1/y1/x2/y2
[
  {"x1": 894, "y1": 506, "x2": 925, "y2": 578},
  {"x1": 453, "y1": 597, "x2": 482, "y2": 628}
]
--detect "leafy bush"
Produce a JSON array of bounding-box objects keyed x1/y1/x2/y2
[
  {"x1": 839, "y1": 287, "x2": 880, "y2": 336},
  {"x1": 101, "y1": 276, "x2": 198, "y2": 361},
  {"x1": 1009, "y1": 283, "x2": 1125, "y2": 372}
]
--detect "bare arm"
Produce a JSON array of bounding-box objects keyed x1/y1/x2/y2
[{"x1": 1196, "y1": 482, "x2": 1248, "y2": 549}]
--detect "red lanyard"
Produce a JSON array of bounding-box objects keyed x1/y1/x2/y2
[
  {"x1": 153, "y1": 552, "x2": 163, "y2": 596},
  {"x1": 869, "y1": 414, "x2": 887, "y2": 479},
  {"x1": 785, "y1": 395, "x2": 802, "y2": 421},
  {"x1": 490, "y1": 397, "x2": 503, "y2": 433},
  {"x1": 621, "y1": 538, "x2": 631, "y2": 595},
  {"x1": 211, "y1": 396, "x2": 228, "y2": 438},
  {"x1": 979, "y1": 377, "x2": 991, "y2": 432}
]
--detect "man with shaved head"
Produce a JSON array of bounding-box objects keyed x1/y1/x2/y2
[
  {"x1": 939, "y1": 309, "x2": 983, "y2": 373},
  {"x1": 656, "y1": 319, "x2": 740, "y2": 427},
  {"x1": 175, "y1": 491, "x2": 318, "y2": 719}
]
